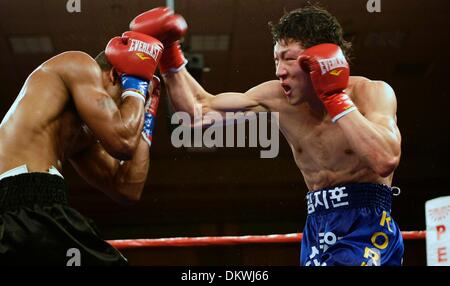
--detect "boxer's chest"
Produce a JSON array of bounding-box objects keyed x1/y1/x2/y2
[{"x1": 278, "y1": 106, "x2": 355, "y2": 169}]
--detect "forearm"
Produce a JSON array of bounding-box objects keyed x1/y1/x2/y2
[
  {"x1": 112, "y1": 137, "x2": 150, "y2": 203},
  {"x1": 110, "y1": 77, "x2": 161, "y2": 157},
  {"x1": 163, "y1": 69, "x2": 206, "y2": 117},
  {"x1": 114, "y1": 98, "x2": 145, "y2": 155},
  {"x1": 337, "y1": 111, "x2": 401, "y2": 176}
]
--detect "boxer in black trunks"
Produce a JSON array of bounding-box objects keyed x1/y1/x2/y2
[{"x1": 0, "y1": 31, "x2": 163, "y2": 265}]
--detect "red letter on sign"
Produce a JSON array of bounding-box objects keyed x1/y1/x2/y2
[
  {"x1": 437, "y1": 247, "x2": 447, "y2": 263},
  {"x1": 436, "y1": 225, "x2": 446, "y2": 240}
]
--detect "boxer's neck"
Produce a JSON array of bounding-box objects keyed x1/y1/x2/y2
[{"x1": 304, "y1": 92, "x2": 327, "y2": 120}]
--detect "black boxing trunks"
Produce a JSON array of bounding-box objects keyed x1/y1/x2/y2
[
  {"x1": 301, "y1": 183, "x2": 404, "y2": 266},
  {"x1": 0, "y1": 173, "x2": 127, "y2": 266}
]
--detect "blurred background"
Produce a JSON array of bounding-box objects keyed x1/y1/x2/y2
[{"x1": 1, "y1": 0, "x2": 449, "y2": 265}]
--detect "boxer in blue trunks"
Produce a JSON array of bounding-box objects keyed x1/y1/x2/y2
[{"x1": 134, "y1": 5, "x2": 404, "y2": 265}]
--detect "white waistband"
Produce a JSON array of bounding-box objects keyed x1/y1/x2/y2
[{"x1": 0, "y1": 164, "x2": 64, "y2": 181}]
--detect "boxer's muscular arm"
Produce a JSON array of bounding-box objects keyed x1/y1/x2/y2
[
  {"x1": 69, "y1": 137, "x2": 149, "y2": 204},
  {"x1": 61, "y1": 52, "x2": 144, "y2": 160},
  {"x1": 164, "y1": 69, "x2": 272, "y2": 125},
  {"x1": 133, "y1": 8, "x2": 273, "y2": 123},
  {"x1": 337, "y1": 81, "x2": 401, "y2": 177}
]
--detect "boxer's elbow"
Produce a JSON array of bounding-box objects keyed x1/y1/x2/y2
[
  {"x1": 110, "y1": 194, "x2": 140, "y2": 206},
  {"x1": 121, "y1": 188, "x2": 144, "y2": 205},
  {"x1": 117, "y1": 193, "x2": 141, "y2": 206},
  {"x1": 372, "y1": 155, "x2": 400, "y2": 177},
  {"x1": 113, "y1": 186, "x2": 143, "y2": 206},
  {"x1": 105, "y1": 173, "x2": 146, "y2": 205},
  {"x1": 104, "y1": 138, "x2": 135, "y2": 161}
]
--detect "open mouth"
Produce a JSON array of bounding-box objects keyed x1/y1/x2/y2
[{"x1": 281, "y1": 83, "x2": 292, "y2": 96}]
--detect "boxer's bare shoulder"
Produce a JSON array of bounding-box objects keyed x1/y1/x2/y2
[
  {"x1": 37, "y1": 51, "x2": 102, "y2": 84},
  {"x1": 43, "y1": 51, "x2": 96, "y2": 67},
  {"x1": 349, "y1": 76, "x2": 397, "y2": 119}
]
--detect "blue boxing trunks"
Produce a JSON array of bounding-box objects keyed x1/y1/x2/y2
[{"x1": 300, "y1": 183, "x2": 404, "y2": 266}]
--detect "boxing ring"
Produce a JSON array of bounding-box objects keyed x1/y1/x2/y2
[
  {"x1": 108, "y1": 231, "x2": 425, "y2": 249},
  {"x1": 107, "y1": 231, "x2": 427, "y2": 265}
]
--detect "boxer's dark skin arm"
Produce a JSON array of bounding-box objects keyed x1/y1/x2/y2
[
  {"x1": 58, "y1": 52, "x2": 144, "y2": 160},
  {"x1": 69, "y1": 136, "x2": 149, "y2": 204},
  {"x1": 338, "y1": 81, "x2": 401, "y2": 177}
]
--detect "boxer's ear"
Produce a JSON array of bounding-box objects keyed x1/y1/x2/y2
[{"x1": 109, "y1": 67, "x2": 119, "y2": 85}]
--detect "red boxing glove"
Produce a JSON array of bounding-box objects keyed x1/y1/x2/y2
[
  {"x1": 299, "y1": 44, "x2": 356, "y2": 122},
  {"x1": 130, "y1": 7, "x2": 188, "y2": 75},
  {"x1": 105, "y1": 31, "x2": 163, "y2": 81}
]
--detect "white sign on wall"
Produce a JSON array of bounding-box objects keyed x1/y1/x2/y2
[{"x1": 425, "y1": 196, "x2": 450, "y2": 266}]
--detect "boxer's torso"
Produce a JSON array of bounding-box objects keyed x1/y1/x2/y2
[
  {"x1": 0, "y1": 53, "x2": 95, "y2": 175},
  {"x1": 262, "y1": 76, "x2": 394, "y2": 191}
]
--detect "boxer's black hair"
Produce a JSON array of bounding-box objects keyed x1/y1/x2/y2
[
  {"x1": 269, "y1": 5, "x2": 352, "y2": 62},
  {"x1": 95, "y1": 51, "x2": 113, "y2": 71},
  {"x1": 95, "y1": 51, "x2": 120, "y2": 82}
]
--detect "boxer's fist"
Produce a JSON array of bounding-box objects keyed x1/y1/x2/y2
[
  {"x1": 299, "y1": 44, "x2": 356, "y2": 122},
  {"x1": 142, "y1": 76, "x2": 161, "y2": 146},
  {"x1": 106, "y1": 31, "x2": 163, "y2": 81},
  {"x1": 130, "y1": 7, "x2": 188, "y2": 74},
  {"x1": 130, "y1": 7, "x2": 187, "y2": 46},
  {"x1": 106, "y1": 31, "x2": 163, "y2": 101}
]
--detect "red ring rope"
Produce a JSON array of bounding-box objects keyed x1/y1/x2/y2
[{"x1": 107, "y1": 231, "x2": 426, "y2": 250}]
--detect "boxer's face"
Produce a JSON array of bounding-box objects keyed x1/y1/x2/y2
[{"x1": 274, "y1": 39, "x2": 314, "y2": 105}]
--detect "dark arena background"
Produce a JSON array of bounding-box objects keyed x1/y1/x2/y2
[{"x1": 1, "y1": 0, "x2": 449, "y2": 267}]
